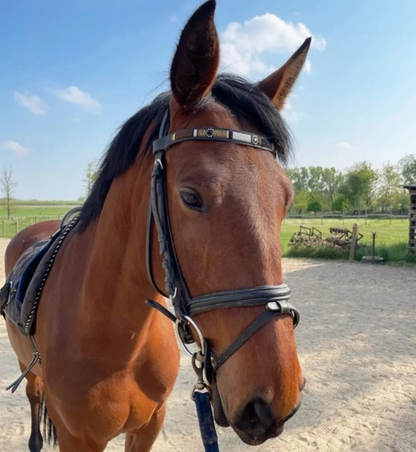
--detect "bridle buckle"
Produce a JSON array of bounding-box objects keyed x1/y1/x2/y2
[{"x1": 267, "y1": 300, "x2": 300, "y2": 328}]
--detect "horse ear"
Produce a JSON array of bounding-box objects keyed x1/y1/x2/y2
[
  {"x1": 257, "y1": 37, "x2": 312, "y2": 110},
  {"x1": 170, "y1": 0, "x2": 220, "y2": 110}
]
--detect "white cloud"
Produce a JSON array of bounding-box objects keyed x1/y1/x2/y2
[
  {"x1": 14, "y1": 91, "x2": 49, "y2": 115},
  {"x1": 220, "y1": 13, "x2": 326, "y2": 77},
  {"x1": 2, "y1": 140, "x2": 30, "y2": 157},
  {"x1": 336, "y1": 142, "x2": 352, "y2": 149},
  {"x1": 48, "y1": 86, "x2": 101, "y2": 113},
  {"x1": 281, "y1": 98, "x2": 299, "y2": 123}
]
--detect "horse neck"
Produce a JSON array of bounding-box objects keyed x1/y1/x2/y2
[{"x1": 77, "y1": 159, "x2": 162, "y2": 336}]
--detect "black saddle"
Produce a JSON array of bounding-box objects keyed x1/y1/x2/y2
[
  {"x1": 0, "y1": 208, "x2": 81, "y2": 336},
  {"x1": 1, "y1": 235, "x2": 58, "y2": 335}
]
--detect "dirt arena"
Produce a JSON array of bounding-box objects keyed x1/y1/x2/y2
[{"x1": 1, "y1": 237, "x2": 415, "y2": 451}]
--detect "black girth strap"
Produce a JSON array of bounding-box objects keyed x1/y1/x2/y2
[{"x1": 145, "y1": 108, "x2": 300, "y2": 381}]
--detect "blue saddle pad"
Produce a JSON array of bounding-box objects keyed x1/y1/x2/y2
[
  {"x1": 1, "y1": 236, "x2": 56, "y2": 335},
  {"x1": 1, "y1": 208, "x2": 82, "y2": 336}
]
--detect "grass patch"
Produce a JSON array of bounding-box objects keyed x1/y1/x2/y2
[
  {"x1": 0, "y1": 203, "x2": 79, "y2": 238},
  {"x1": 285, "y1": 244, "x2": 349, "y2": 260},
  {"x1": 7, "y1": 206, "x2": 76, "y2": 217},
  {"x1": 12, "y1": 200, "x2": 80, "y2": 206},
  {"x1": 285, "y1": 243, "x2": 416, "y2": 264},
  {"x1": 282, "y1": 219, "x2": 416, "y2": 264},
  {"x1": 355, "y1": 242, "x2": 416, "y2": 264},
  {"x1": 0, "y1": 204, "x2": 79, "y2": 221}
]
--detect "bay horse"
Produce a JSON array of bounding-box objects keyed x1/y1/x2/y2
[{"x1": 3, "y1": 1, "x2": 310, "y2": 450}]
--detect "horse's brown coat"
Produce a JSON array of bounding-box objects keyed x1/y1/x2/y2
[{"x1": 3, "y1": 1, "x2": 310, "y2": 450}]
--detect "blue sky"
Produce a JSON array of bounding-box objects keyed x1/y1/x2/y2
[{"x1": 1, "y1": 0, "x2": 416, "y2": 200}]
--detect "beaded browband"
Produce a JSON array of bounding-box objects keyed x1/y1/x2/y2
[{"x1": 153, "y1": 127, "x2": 276, "y2": 155}]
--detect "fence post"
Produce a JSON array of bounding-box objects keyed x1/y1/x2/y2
[
  {"x1": 15, "y1": 219, "x2": 18, "y2": 234},
  {"x1": 349, "y1": 223, "x2": 359, "y2": 262}
]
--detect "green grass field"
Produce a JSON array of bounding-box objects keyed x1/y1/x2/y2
[
  {"x1": 281, "y1": 218, "x2": 409, "y2": 251},
  {"x1": 1, "y1": 204, "x2": 414, "y2": 263},
  {"x1": 282, "y1": 218, "x2": 416, "y2": 264},
  {"x1": 0, "y1": 203, "x2": 79, "y2": 238},
  {"x1": 12, "y1": 200, "x2": 80, "y2": 207},
  {"x1": 3, "y1": 205, "x2": 80, "y2": 218}
]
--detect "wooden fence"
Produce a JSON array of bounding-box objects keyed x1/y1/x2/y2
[
  {"x1": 284, "y1": 214, "x2": 409, "y2": 225},
  {"x1": 0, "y1": 216, "x2": 63, "y2": 238}
]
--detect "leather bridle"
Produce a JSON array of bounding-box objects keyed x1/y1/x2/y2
[{"x1": 145, "y1": 109, "x2": 299, "y2": 383}]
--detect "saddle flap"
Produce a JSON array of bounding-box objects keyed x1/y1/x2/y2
[{"x1": 1, "y1": 236, "x2": 55, "y2": 333}]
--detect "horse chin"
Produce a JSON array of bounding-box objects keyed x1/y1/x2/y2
[
  {"x1": 233, "y1": 425, "x2": 285, "y2": 446},
  {"x1": 211, "y1": 383, "x2": 230, "y2": 427}
]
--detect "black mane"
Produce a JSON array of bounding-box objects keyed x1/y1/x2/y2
[{"x1": 79, "y1": 74, "x2": 293, "y2": 230}]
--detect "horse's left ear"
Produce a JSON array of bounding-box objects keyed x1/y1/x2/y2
[
  {"x1": 257, "y1": 37, "x2": 312, "y2": 110},
  {"x1": 170, "y1": 0, "x2": 220, "y2": 111}
]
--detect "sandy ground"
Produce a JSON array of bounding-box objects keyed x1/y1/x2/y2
[{"x1": 1, "y1": 237, "x2": 415, "y2": 451}]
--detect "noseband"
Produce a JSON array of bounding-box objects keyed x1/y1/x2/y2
[{"x1": 146, "y1": 109, "x2": 299, "y2": 383}]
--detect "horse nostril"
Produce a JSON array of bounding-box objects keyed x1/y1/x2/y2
[
  {"x1": 253, "y1": 398, "x2": 274, "y2": 429},
  {"x1": 238, "y1": 398, "x2": 274, "y2": 432},
  {"x1": 234, "y1": 398, "x2": 295, "y2": 444}
]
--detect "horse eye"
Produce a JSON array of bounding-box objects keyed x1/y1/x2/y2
[{"x1": 180, "y1": 189, "x2": 203, "y2": 211}]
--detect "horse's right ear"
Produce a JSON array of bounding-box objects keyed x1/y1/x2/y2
[{"x1": 170, "y1": 0, "x2": 220, "y2": 111}]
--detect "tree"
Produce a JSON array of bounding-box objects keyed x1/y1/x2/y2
[
  {"x1": 393, "y1": 189, "x2": 410, "y2": 213},
  {"x1": 377, "y1": 163, "x2": 402, "y2": 212},
  {"x1": 339, "y1": 162, "x2": 378, "y2": 213},
  {"x1": 307, "y1": 195, "x2": 322, "y2": 215},
  {"x1": 332, "y1": 194, "x2": 350, "y2": 212},
  {"x1": 84, "y1": 159, "x2": 99, "y2": 197},
  {"x1": 287, "y1": 167, "x2": 344, "y2": 212},
  {"x1": 307, "y1": 166, "x2": 323, "y2": 193},
  {"x1": 286, "y1": 167, "x2": 310, "y2": 193},
  {"x1": 398, "y1": 154, "x2": 416, "y2": 185},
  {"x1": 291, "y1": 189, "x2": 309, "y2": 214},
  {"x1": 0, "y1": 166, "x2": 17, "y2": 219},
  {"x1": 321, "y1": 168, "x2": 344, "y2": 210}
]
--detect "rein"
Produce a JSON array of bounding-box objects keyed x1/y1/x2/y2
[{"x1": 145, "y1": 109, "x2": 300, "y2": 450}]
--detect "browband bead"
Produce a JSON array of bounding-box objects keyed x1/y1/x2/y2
[{"x1": 153, "y1": 127, "x2": 275, "y2": 155}]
